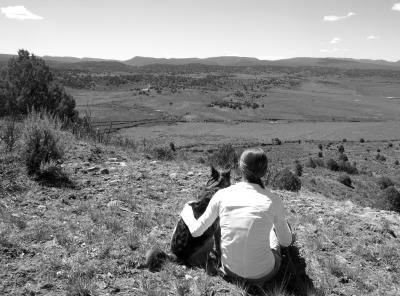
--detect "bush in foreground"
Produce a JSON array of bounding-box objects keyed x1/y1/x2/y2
[
  {"x1": 376, "y1": 186, "x2": 400, "y2": 213},
  {"x1": 271, "y1": 168, "x2": 301, "y2": 192},
  {"x1": 377, "y1": 176, "x2": 394, "y2": 190},
  {"x1": 21, "y1": 110, "x2": 65, "y2": 175}
]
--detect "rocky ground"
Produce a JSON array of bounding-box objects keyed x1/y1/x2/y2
[{"x1": 1, "y1": 138, "x2": 400, "y2": 296}]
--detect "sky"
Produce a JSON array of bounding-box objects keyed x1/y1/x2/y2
[{"x1": 1, "y1": 0, "x2": 400, "y2": 61}]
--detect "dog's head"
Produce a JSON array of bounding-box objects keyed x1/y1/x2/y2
[{"x1": 205, "y1": 166, "x2": 231, "y2": 190}]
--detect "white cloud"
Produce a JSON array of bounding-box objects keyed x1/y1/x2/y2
[
  {"x1": 330, "y1": 37, "x2": 341, "y2": 44},
  {"x1": 393, "y1": 3, "x2": 400, "y2": 12},
  {"x1": 0, "y1": 6, "x2": 43, "y2": 20},
  {"x1": 366, "y1": 35, "x2": 379, "y2": 40},
  {"x1": 323, "y1": 12, "x2": 355, "y2": 22},
  {"x1": 320, "y1": 48, "x2": 348, "y2": 53}
]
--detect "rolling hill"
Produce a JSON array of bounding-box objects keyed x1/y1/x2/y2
[{"x1": 1, "y1": 53, "x2": 400, "y2": 71}]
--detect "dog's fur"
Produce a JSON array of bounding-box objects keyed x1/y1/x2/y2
[
  {"x1": 170, "y1": 167, "x2": 230, "y2": 266},
  {"x1": 142, "y1": 167, "x2": 230, "y2": 272}
]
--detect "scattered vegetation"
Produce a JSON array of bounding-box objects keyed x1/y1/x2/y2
[
  {"x1": 376, "y1": 186, "x2": 400, "y2": 212},
  {"x1": 377, "y1": 176, "x2": 394, "y2": 190}
]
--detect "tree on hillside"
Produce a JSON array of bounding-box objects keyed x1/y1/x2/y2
[{"x1": 0, "y1": 49, "x2": 76, "y2": 118}]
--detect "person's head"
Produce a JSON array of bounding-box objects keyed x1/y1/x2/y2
[{"x1": 239, "y1": 148, "x2": 268, "y2": 185}]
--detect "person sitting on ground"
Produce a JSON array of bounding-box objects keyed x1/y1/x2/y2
[{"x1": 180, "y1": 148, "x2": 293, "y2": 285}]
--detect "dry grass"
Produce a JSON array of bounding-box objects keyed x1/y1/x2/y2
[{"x1": 1, "y1": 131, "x2": 400, "y2": 295}]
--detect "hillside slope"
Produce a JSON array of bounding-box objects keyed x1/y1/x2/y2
[{"x1": 1, "y1": 139, "x2": 399, "y2": 295}]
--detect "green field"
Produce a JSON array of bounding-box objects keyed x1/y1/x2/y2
[{"x1": 68, "y1": 73, "x2": 400, "y2": 145}]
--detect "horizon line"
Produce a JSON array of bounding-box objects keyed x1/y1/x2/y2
[{"x1": 1, "y1": 51, "x2": 399, "y2": 63}]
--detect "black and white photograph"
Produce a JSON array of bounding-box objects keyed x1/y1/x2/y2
[{"x1": 1, "y1": 1, "x2": 400, "y2": 295}]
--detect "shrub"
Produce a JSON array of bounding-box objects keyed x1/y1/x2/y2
[
  {"x1": 305, "y1": 158, "x2": 316, "y2": 169},
  {"x1": 294, "y1": 161, "x2": 303, "y2": 177},
  {"x1": 377, "y1": 176, "x2": 394, "y2": 190},
  {"x1": 395, "y1": 160, "x2": 399, "y2": 166},
  {"x1": 21, "y1": 110, "x2": 65, "y2": 175},
  {"x1": 337, "y1": 160, "x2": 358, "y2": 174},
  {"x1": 338, "y1": 145, "x2": 345, "y2": 154},
  {"x1": 152, "y1": 147, "x2": 175, "y2": 161},
  {"x1": 376, "y1": 186, "x2": 400, "y2": 212},
  {"x1": 37, "y1": 161, "x2": 73, "y2": 187},
  {"x1": 360, "y1": 138, "x2": 365, "y2": 143},
  {"x1": 342, "y1": 139, "x2": 347, "y2": 143},
  {"x1": 388, "y1": 143, "x2": 393, "y2": 148},
  {"x1": 270, "y1": 168, "x2": 301, "y2": 192},
  {"x1": 318, "y1": 144, "x2": 323, "y2": 150},
  {"x1": 338, "y1": 153, "x2": 348, "y2": 162},
  {"x1": 207, "y1": 143, "x2": 238, "y2": 170},
  {"x1": 337, "y1": 174, "x2": 352, "y2": 187},
  {"x1": 326, "y1": 159, "x2": 338, "y2": 171},
  {"x1": 318, "y1": 151, "x2": 323, "y2": 158},
  {"x1": 1, "y1": 50, "x2": 76, "y2": 118},
  {"x1": 272, "y1": 138, "x2": 282, "y2": 145},
  {"x1": 0, "y1": 116, "x2": 19, "y2": 152},
  {"x1": 314, "y1": 158, "x2": 325, "y2": 167},
  {"x1": 376, "y1": 154, "x2": 386, "y2": 162}
]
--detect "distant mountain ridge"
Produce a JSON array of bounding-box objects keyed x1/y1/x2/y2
[{"x1": 1, "y1": 53, "x2": 400, "y2": 70}]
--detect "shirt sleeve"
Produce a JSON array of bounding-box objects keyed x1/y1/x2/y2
[
  {"x1": 180, "y1": 194, "x2": 220, "y2": 237},
  {"x1": 270, "y1": 191, "x2": 293, "y2": 247}
]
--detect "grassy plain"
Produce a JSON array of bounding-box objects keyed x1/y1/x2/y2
[{"x1": 68, "y1": 74, "x2": 400, "y2": 145}]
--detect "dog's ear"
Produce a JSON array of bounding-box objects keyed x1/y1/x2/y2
[{"x1": 210, "y1": 166, "x2": 220, "y2": 181}]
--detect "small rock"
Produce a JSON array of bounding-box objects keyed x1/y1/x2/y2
[
  {"x1": 37, "y1": 205, "x2": 46, "y2": 210},
  {"x1": 119, "y1": 162, "x2": 127, "y2": 167},
  {"x1": 108, "y1": 158, "x2": 118, "y2": 162},
  {"x1": 86, "y1": 166, "x2": 100, "y2": 172},
  {"x1": 169, "y1": 173, "x2": 178, "y2": 179},
  {"x1": 82, "y1": 162, "x2": 90, "y2": 166},
  {"x1": 187, "y1": 171, "x2": 194, "y2": 176},
  {"x1": 100, "y1": 168, "x2": 109, "y2": 174},
  {"x1": 107, "y1": 200, "x2": 122, "y2": 208}
]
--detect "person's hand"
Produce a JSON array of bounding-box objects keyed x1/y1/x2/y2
[{"x1": 180, "y1": 202, "x2": 194, "y2": 218}]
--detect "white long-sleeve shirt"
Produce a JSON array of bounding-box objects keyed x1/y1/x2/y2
[{"x1": 180, "y1": 182, "x2": 292, "y2": 279}]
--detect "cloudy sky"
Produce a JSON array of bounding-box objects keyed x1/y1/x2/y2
[{"x1": 1, "y1": 0, "x2": 400, "y2": 61}]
